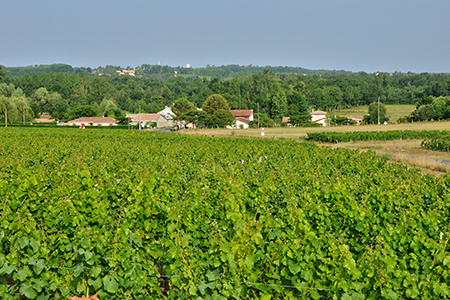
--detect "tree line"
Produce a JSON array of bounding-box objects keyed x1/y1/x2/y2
[{"x1": 1, "y1": 64, "x2": 450, "y2": 125}]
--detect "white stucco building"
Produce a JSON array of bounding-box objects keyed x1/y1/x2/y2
[{"x1": 310, "y1": 110, "x2": 329, "y2": 126}]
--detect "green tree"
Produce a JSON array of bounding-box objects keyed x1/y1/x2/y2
[
  {"x1": 432, "y1": 97, "x2": 447, "y2": 119},
  {"x1": 287, "y1": 92, "x2": 308, "y2": 116},
  {"x1": 366, "y1": 102, "x2": 388, "y2": 124},
  {"x1": 65, "y1": 105, "x2": 97, "y2": 121},
  {"x1": 0, "y1": 65, "x2": 5, "y2": 80},
  {"x1": 88, "y1": 76, "x2": 114, "y2": 104},
  {"x1": 172, "y1": 98, "x2": 195, "y2": 119},
  {"x1": 269, "y1": 88, "x2": 287, "y2": 119},
  {"x1": 0, "y1": 95, "x2": 18, "y2": 126},
  {"x1": 208, "y1": 109, "x2": 235, "y2": 128},
  {"x1": 32, "y1": 87, "x2": 49, "y2": 115},
  {"x1": 202, "y1": 94, "x2": 230, "y2": 115},
  {"x1": 179, "y1": 109, "x2": 209, "y2": 127},
  {"x1": 161, "y1": 85, "x2": 174, "y2": 105},
  {"x1": 52, "y1": 97, "x2": 69, "y2": 121},
  {"x1": 104, "y1": 106, "x2": 123, "y2": 119},
  {"x1": 415, "y1": 95, "x2": 434, "y2": 110},
  {"x1": 322, "y1": 86, "x2": 343, "y2": 110},
  {"x1": 13, "y1": 95, "x2": 30, "y2": 124},
  {"x1": 411, "y1": 104, "x2": 436, "y2": 121},
  {"x1": 0, "y1": 83, "x2": 15, "y2": 97}
]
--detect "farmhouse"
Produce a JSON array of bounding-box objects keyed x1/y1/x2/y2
[
  {"x1": 66, "y1": 117, "x2": 117, "y2": 126},
  {"x1": 346, "y1": 115, "x2": 365, "y2": 125},
  {"x1": 230, "y1": 117, "x2": 251, "y2": 129},
  {"x1": 157, "y1": 106, "x2": 176, "y2": 119},
  {"x1": 33, "y1": 118, "x2": 54, "y2": 123},
  {"x1": 127, "y1": 113, "x2": 172, "y2": 128},
  {"x1": 228, "y1": 109, "x2": 253, "y2": 129},
  {"x1": 230, "y1": 110, "x2": 254, "y2": 122},
  {"x1": 310, "y1": 110, "x2": 329, "y2": 126}
]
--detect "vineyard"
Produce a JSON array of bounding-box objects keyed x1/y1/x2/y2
[
  {"x1": 422, "y1": 137, "x2": 450, "y2": 152},
  {"x1": 305, "y1": 130, "x2": 450, "y2": 143},
  {"x1": 1, "y1": 128, "x2": 450, "y2": 299}
]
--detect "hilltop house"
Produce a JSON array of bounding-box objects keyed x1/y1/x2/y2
[{"x1": 116, "y1": 69, "x2": 135, "y2": 76}]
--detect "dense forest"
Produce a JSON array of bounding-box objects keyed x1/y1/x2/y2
[{"x1": 1, "y1": 64, "x2": 450, "y2": 124}]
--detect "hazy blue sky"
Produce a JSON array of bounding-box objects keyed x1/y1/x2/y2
[{"x1": 2, "y1": 0, "x2": 450, "y2": 73}]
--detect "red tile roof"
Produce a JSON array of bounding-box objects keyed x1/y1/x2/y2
[
  {"x1": 67, "y1": 117, "x2": 117, "y2": 123},
  {"x1": 236, "y1": 117, "x2": 251, "y2": 124},
  {"x1": 131, "y1": 114, "x2": 163, "y2": 122},
  {"x1": 282, "y1": 117, "x2": 290, "y2": 123},
  {"x1": 346, "y1": 115, "x2": 365, "y2": 122},
  {"x1": 33, "y1": 118, "x2": 54, "y2": 123},
  {"x1": 230, "y1": 110, "x2": 253, "y2": 117},
  {"x1": 311, "y1": 110, "x2": 327, "y2": 115}
]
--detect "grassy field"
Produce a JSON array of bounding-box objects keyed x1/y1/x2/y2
[
  {"x1": 181, "y1": 120, "x2": 450, "y2": 175},
  {"x1": 329, "y1": 104, "x2": 416, "y2": 121},
  {"x1": 325, "y1": 139, "x2": 450, "y2": 175},
  {"x1": 181, "y1": 120, "x2": 450, "y2": 139}
]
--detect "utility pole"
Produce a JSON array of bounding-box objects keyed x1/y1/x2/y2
[
  {"x1": 257, "y1": 103, "x2": 260, "y2": 128},
  {"x1": 378, "y1": 96, "x2": 380, "y2": 125},
  {"x1": 376, "y1": 72, "x2": 380, "y2": 124},
  {"x1": 139, "y1": 105, "x2": 141, "y2": 130},
  {"x1": 239, "y1": 84, "x2": 241, "y2": 111}
]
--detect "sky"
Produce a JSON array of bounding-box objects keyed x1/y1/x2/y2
[{"x1": 2, "y1": 0, "x2": 450, "y2": 73}]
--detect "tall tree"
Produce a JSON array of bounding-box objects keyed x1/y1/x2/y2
[
  {"x1": 88, "y1": 76, "x2": 114, "y2": 104},
  {"x1": 13, "y1": 95, "x2": 30, "y2": 124},
  {"x1": 366, "y1": 102, "x2": 388, "y2": 124},
  {"x1": 208, "y1": 109, "x2": 235, "y2": 128},
  {"x1": 269, "y1": 89, "x2": 287, "y2": 119},
  {"x1": 0, "y1": 65, "x2": 6, "y2": 81},
  {"x1": 269, "y1": 83, "x2": 288, "y2": 118},
  {"x1": 179, "y1": 109, "x2": 209, "y2": 127},
  {"x1": 287, "y1": 92, "x2": 308, "y2": 116},
  {"x1": 202, "y1": 94, "x2": 230, "y2": 115},
  {"x1": 0, "y1": 83, "x2": 15, "y2": 97},
  {"x1": 0, "y1": 95, "x2": 18, "y2": 126},
  {"x1": 172, "y1": 97, "x2": 195, "y2": 119}
]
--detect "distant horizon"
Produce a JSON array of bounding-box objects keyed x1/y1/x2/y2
[
  {"x1": 3, "y1": 1, "x2": 450, "y2": 75},
  {"x1": 3, "y1": 62, "x2": 448, "y2": 75}
]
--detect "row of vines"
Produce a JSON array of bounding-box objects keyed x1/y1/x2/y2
[
  {"x1": 305, "y1": 130, "x2": 450, "y2": 143},
  {"x1": 422, "y1": 137, "x2": 450, "y2": 152},
  {"x1": 1, "y1": 128, "x2": 450, "y2": 299}
]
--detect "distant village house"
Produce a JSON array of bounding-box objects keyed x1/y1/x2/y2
[
  {"x1": 65, "y1": 117, "x2": 117, "y2": 126},
  {"x1": 116, "y1": 69, "x2": 135, "y2": 76},
  {"x1": 126, "y1": 113, "x2": 172, "y2": 128},
  {"x1": 345, "y1": 115, "x2": 364, "y2": 125},
  {"x1": 33, "y1": 118, "x2": 54, "y2": 123}
]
